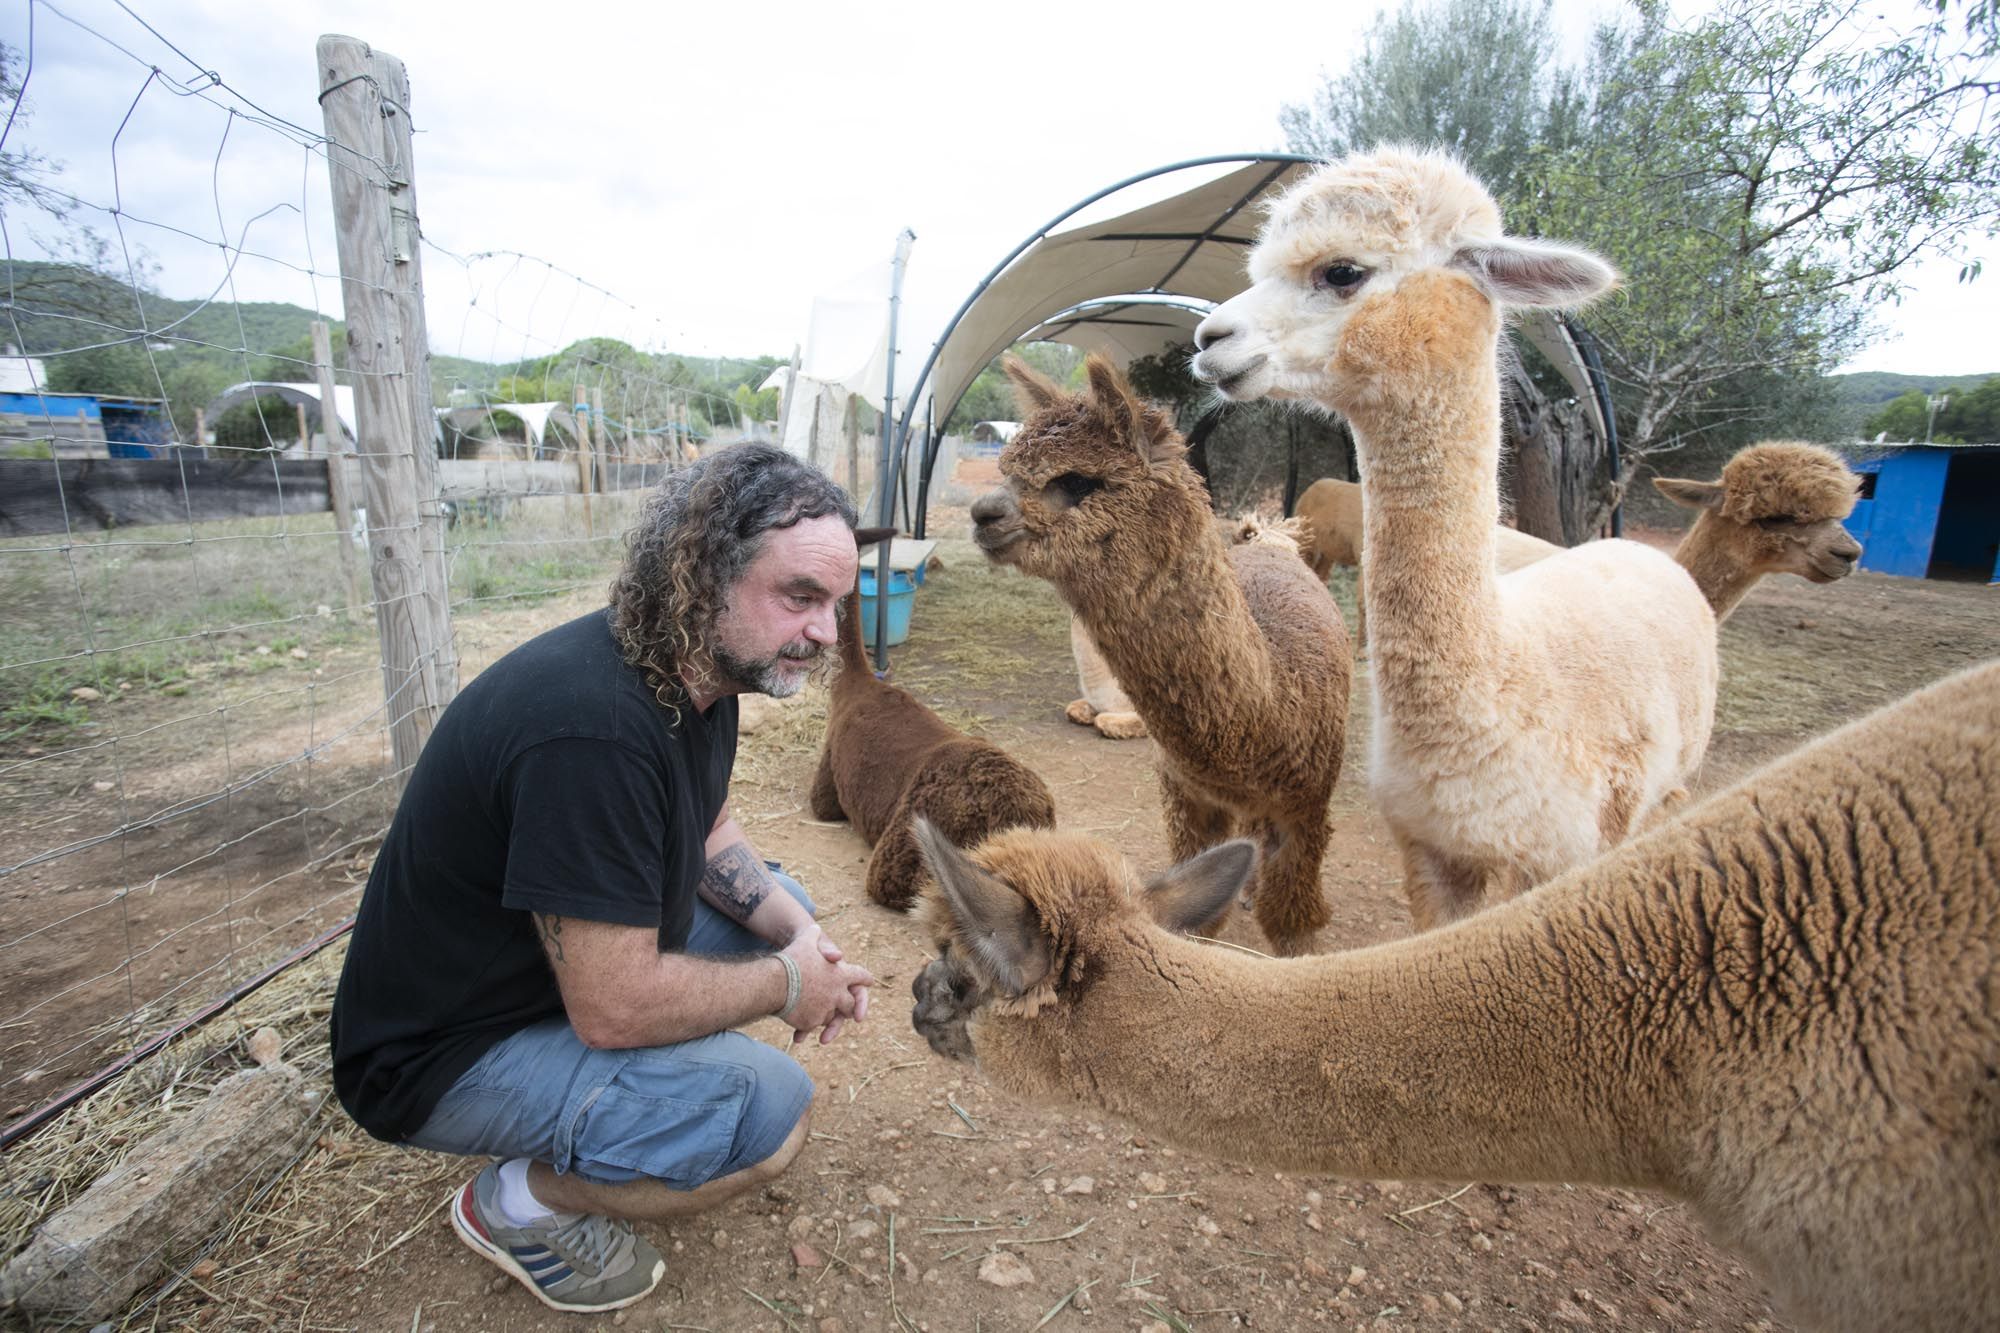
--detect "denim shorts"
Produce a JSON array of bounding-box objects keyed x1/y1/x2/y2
[{"x1": 405, "y1": 868, "x2": 817, "y2": 1189}]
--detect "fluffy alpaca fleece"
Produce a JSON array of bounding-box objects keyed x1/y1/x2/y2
[
  {"x1": 808, "y1": 585, "x2": 1055, "y2": 912},
  {"x1": 1191, "y1": 148, "x2": 1718, "y2": 930},
  {"x1": 1069, "y1": 517, "x2": 1306, "y2": 740},
  {"x1": 1292, "y1": 477, "x2": 1557, "y2": 643},
  {"x1": 969, "y1": 356, "x2": 1350, "y2": 955},
  {"x1": 909, "y1": 658, "x2": 2000, "y2": 1333},
  {"x1": 1654, "y1": 441, "x2": 1863, "y2": 621}
]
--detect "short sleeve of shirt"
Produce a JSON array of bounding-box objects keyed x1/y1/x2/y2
[{"x1": 499, "y1": 737, "x2": 672, "y2": 927}]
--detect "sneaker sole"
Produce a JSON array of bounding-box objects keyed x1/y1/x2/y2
[{"x1": 448, "y1": 1180, "x2": 665, "y2": 1314}]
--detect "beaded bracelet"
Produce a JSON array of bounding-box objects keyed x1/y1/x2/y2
[{"x1": 775, "y1": 950, "x2": 803, "y2": 1023}]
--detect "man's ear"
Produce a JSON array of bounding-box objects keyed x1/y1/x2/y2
[
  {"x1": 913, "y1": 818, "x2": 1051, "y2": 997},
  {"x1": 1004, "y1": 355, "x2": 1066, "y2": 415},
  {"x1": 1653, "y1": 477, "x2": 1724, "y2": 511},
  {"x1": 1143, "y1": 839, "x2": 1259, "y2": 934},
  {"x1": 1451, "y1": 237, "x2": 1617, "y2": 308}
]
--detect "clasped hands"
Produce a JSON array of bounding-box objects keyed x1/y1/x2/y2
[{"x1": 778, "y1": 924, "x2": 875, "y2": 1046}]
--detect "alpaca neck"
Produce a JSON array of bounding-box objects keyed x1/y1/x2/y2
[
  {"x1": 1672, "y1": 516, "x2": 1758, "y2": 622},
  {"x1": 1052, "y1": 901, "x2": 1679, "y2": 1191},
  {"x1": 1066, "y1": 494, "x2": 1274, "y2": 723},
  {"x1": 1344, "y1": 363, "x2": 1507, "y2": 705}
]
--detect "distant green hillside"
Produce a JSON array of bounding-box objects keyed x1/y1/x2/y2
[
  {"x1": 1829, "y1": 370, "x2": 1997, "y2": 407},
  {"x1": 2, "y1": 260, "x2": 780, "y2": 436}
]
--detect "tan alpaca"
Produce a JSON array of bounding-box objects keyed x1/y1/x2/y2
[
  {"x1": 1192, "y1": 149, "x2": 1717, "y2": 929},
  {"x1": 1404, "y1": 442, "x2": 1867, "y2": 624},
  {"x1": 1293, "y1": 476, "x2": 1557, "y2": 643},
  {"x1": 970, "y1": 356, "x2": 1351, "y2": 955},
  {"x1": 1654, "y1": 441, "x2": 1864, "y2": 621},
  {"x1": 1065, "y1": 615, "x2": 1146, "y2": 739},
  {"x1": 910, "y1": 658, "x2": 2000, "y2": 1333}
]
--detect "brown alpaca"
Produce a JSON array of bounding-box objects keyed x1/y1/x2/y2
[
  {"x1": 969, "y1": 355, "x2": 1350, "y2": 956},
  {"x1": 807, "y1": 567, "x2": 1055, "y2": 912},
  {"x1": 909, "y1": 658, "x2": 2000, "y2": 1333},
  {"x1": 1654, "y1": 441, "x2": 1864, "y2": 621},
  {"x1": 1192, "y1": 149, "x2": 1718, "y2": 930}
]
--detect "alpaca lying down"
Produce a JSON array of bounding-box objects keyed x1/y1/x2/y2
[
  {"x1": 909, "y1": 659, "x2": 2000, "y2": 1333},
  {"x1": 808, "y1": 560, "x2": 1054, "y2": 911}
]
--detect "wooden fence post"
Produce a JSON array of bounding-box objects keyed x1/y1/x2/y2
[
  {"x1": 591, "y1": 385, "x2": 610, "y2": 493},
  {"x1": 310, "y1": 320, "x2": 363, "y2": 616},
  {"x1": 571, "y1": 382, "x2": 595, "y2": 535},
  {"x1": 318, "y1": 34, "x2": 458, "y2": 785}
]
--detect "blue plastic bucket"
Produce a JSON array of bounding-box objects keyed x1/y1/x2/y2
[{"x1": 858, "y1": 568, "x2": 917, "y2": 646}]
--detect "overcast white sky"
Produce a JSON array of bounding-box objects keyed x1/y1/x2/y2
[{"x1": 6, "y1": 0, "x2": 1991, "y2": 379}]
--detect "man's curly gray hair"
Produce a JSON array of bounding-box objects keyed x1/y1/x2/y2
[{"x1": 610, "y1": 443, "x2": 857, "y2": 709}]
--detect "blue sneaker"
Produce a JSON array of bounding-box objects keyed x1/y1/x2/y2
[{"x1": 449, "y1": 1162, "x2": 665, "y2": 1313}]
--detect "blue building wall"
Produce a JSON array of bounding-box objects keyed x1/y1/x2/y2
[
  {"x1": 1845, "y1": 445, "x2": 2000, "y2": 582},
  {"x1": 1845, "y1": 449, "x2": 1951, "y2": 578}
]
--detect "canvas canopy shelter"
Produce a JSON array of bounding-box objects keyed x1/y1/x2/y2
[
  {"x1": 204, "y1": 382, "x2": 361, "y2": 446},
  {"x1": 888, "y1": 153, "x2": 1617, "y2": 539}
]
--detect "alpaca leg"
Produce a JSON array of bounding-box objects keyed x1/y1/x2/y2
[
  {"x1": 864, "y1": 808, "x2": 928, "y2": 912},
  {"x1": 1396, "y1": 833, "x2": 1488, "y2": 932},
  {"x1": 1065, "y1": 698, "x2": 1099, "y2": 727},
  {"x1": 1158, "y1": 769, "x2": 1235, "y2": 863},
  {"x1": 808, "y1": 745, "x2": 844, "y2": 821},
  {"x1": 1255, "y1": 811, "x2": 1332, "y2": 957},
  {"x1": 1092, "y1": 711, "x2": 1147, "y2": 740}
]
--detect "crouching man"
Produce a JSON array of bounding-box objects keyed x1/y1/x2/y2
[{"x1": 331, "y1": 444, "x2": 875, "y2": 1313}]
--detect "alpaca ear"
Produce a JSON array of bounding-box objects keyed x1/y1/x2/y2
[
  {"x1": 1143, "y1": 839, "x2": 1259, "y2": 935},
  {"x1": 1083, "y1": 354, "x2": 1144, "y2": 455},
  {"x1": 1004, "y1": 356, "x2": 1065, "y2": 415},
  {"x1": 1653, "y1": 477, "x2": 1724, "y2": 511},
  {"x1": 913, "y1": 818, "x2": 1052, "y2": 998},
  {"x1": 1452, "y1": 238, "x2": 1617, "y2": 308}
]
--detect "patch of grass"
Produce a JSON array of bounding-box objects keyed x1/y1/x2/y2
[{"x1": 0, "y1": 675, "x2": 89, "y2": 740}]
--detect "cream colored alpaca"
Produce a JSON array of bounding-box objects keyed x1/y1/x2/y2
[
  {"x1": 1293, "y1": 476, "x2": 1556, "y2": 643},
  {"x1": 1065, "y1": 616, "x2": 1147, "y2": 740},
  {"x1": 910, "y1": 659, "x2": 2000, "y2": 1333},
  {"x1": 1192, "y1": 149, "x2": 1717, "y2": 928}
]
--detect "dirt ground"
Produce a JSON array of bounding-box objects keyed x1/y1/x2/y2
[{"x1": 9, "y1": 508, "x2": 2000, "y2": 1333}]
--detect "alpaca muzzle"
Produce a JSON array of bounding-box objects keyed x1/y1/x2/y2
[{"x1": 970, "y1": 489, "x2": 1026, "y2": 557}]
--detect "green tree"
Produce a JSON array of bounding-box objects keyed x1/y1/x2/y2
[
  {"x1": 1279, "y1": 0, "x2": 1562, "y2": 200},
  {"x1": 1864, "y1": 389, "x2": 1935, "y2": 439},
  {"x1": 1515, "y1": 0, "x2": 1998, "y2": 459}
]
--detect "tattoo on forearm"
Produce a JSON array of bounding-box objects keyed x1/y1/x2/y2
[
  {"x1": 702, "y1": 843, "x2": 775, "y2": 924},
  {"x1": 535, "y1": 913, "x2": 566, "y2": 964}
]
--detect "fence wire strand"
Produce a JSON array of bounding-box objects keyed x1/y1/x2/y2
[{"x1": 0, "y1": 3, "x2": 826, "y2": 1321}]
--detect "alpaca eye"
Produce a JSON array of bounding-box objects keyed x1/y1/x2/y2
[
  {"x1": 1047, "y1": 472, "x2": 1105, "y2": 505},
  {"x1": 1316, "y1": 263, "x2": 1368, "y2": 294}
]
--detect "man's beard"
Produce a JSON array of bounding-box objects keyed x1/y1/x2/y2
[{"x1": 710, "y1": 639, "x2": 823, "y2": 699}]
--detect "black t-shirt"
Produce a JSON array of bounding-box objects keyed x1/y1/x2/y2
[{"x1": 330, "y1": 609, "x2": 737, "y2": 1142}]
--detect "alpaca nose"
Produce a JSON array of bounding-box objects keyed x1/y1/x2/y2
[
  {"x1": 970, "y1": 490, "x2": 1013, "y2": 527},
  {"x1": 1193, "y1": 312, "x2": 1235, "y2": 353}
]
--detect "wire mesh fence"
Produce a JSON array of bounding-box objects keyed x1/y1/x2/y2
[{"x1": 0, "y1": 6, "x2": 782, "y2": 1319}]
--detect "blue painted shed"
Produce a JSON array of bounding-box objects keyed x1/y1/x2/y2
[{"x1": 1844, "y1": 443, "x2": 2000, "y2": 583}]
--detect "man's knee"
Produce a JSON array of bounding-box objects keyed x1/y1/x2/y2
[{"x1": 747, "y1": 1102, "x2": 811, "y2": 1183}]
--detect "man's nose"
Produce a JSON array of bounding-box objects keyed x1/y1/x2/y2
[{"x1": 807, "y1": 601, "x2": 840, "y2": 644}]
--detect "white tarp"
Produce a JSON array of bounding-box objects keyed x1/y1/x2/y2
[
  {"x1": 919, "y1": 159, "x2": 1315, "y2": 434},
  {"x1": 1014, "y1": 295, "x2": 1214, "y2": 372}
]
